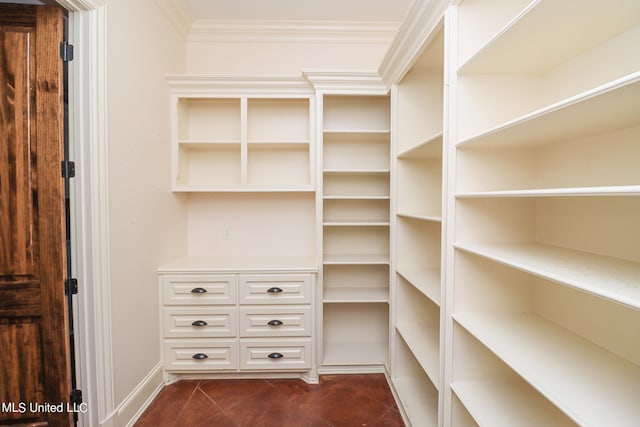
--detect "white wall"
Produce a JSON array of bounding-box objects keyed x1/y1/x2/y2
[
  {"x1": 186, "y1": 25, "x2": 397, "y2": 74},
  {"x1": 106, "y1": 0, "x2": 187, "y2": 408}
]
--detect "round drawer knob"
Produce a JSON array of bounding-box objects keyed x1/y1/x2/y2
[
  {"x1": 268, "y1": 352, "x2": 284, "y2": 359},
  {"x1": 192, "y1": 320, "x2": 208, "y2": 327},
  {"x1": 190, "y1": 287, "x2": 207, "y2": 294},
  {"x1": 267, "y1": 319, "x2": 283, "y2": 326},
  {"x1": 192, "y1": 353, "x2": 208, "y2": 360}
]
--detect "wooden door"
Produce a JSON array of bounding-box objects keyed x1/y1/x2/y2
[{"x1": 0, "y1": 4, "x2": 72, "y2": 427}]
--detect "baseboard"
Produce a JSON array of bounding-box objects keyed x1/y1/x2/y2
[
  {"x1": 317, "y1": 364, "x2": 387, "y2": 375},
  {"x1": 100, "y1": 362, "x2": 164, "y2": 427},
  {"x1": 384, "y1": 371, "x2": 411, "y2": 427}
]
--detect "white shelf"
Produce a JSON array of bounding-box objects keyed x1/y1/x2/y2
[
  {"x1": 454, "y1": 242, "x2": 640, "y2": 310},
  {"x1": 178, "y1": 140, "x2": 240, "y2": 145},
  {"x1": 396, "y1": 268, "x2": 441, "y2": 306},
  {"x1": 457, "y1": 73, "x2": 640, "y2": 148},
  {"x1": 322, "y1": 340, "x2": 389, "y2": 366},
  {"x1": 323, "y1": 287, "x2": 388, "y2": 303},
  {"x1": 247, "y1": 140, "x2": 310, "y2": 145},
  {"x1": 451, "y1": 380, "x2": 577, "y2": 427},
  {"x1": 458, "y1": 0, "x2": 640, "y2": 74},
  {"x1": 323, "y1": 254, "x2": 390, "y2": 265},
  {"x1": 323, "y1": 169, "x2": 390, "y2": 174},
  {"x1": 323, "y1": 220, "x2": 390, "y2": 227},
  {"x1": 158, "y1": 256, "x2": 317, "y2": 274},
  {"x1": 395, "y1": 322, "x2": 440, "y2": 388},
  {"x1": 397, "y1": 133, "x2": 443, "y2": 160},
  {"x1": 172, "y1": 185, "x2": 314, "y2": 193},
  {"x1": 392, "y1": 377, "x2": 439, "y2": 427},
  {"x1": 456, "y1": 185, "x2": 640, "y2": 198},
  {"x1": 454, "y1": 311, "x2": 640, "y2": 427},
  {"x1": 323, "y1": 195, "x2": 390, "y2": 200},
  {"x1": 396, "y1": 212, "x2": 442, "y2": 223},
  {"x1": 323, "y1": 129, "x2": 390, "y2": 135}
]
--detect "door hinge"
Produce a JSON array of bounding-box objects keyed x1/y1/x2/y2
[
  {"x1": 69, "y1": 389, "x2": 83, "y2": 406},
  {"x1": 61, "y1": 160, "x2": 76, "y2": 178},
  {"x1": 65, "y1": 278, "x2": 78, "y2": 295},
  {"x1": 60, "y1": 41, "x2": 74, "y2": 62}
]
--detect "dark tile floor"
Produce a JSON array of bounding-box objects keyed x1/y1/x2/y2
[{"x1": 134, "y1": 374, "x2": 405, "y2": 427}]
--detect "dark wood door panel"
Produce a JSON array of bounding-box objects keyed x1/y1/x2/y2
[
  {"x1": 0, "y1": 320, "x2": 44, "y2": 423},
  {"x1": 0, "y1": 4, "x2": 71, "y2": 427},
  {"x1": 0, "y1": 26, "x2": 37, "y2": 280}
]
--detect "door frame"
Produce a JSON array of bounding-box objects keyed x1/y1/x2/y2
[{"x1": 55, "y1": 1, "x2": 114, "y2": 426}]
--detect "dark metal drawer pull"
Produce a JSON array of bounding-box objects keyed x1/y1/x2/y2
[
  {"x1": 190, "y1": 287, "x2": 207, "y2": 294},
  {"x1": 192, "y1": 353, "x2": 208, "y2": 360},
  {"x1": 267, "y1": 287, "x2": 283, "y2": 293},
  {"x1": 192, "y1": 320, "x2": 208, "y2": 327},
  {"x1": 268, "y1": 352, "x2": 284, "y2": 359},
  {"x1": 267, "y1": 320, "x2": 283, "y2": 326}
]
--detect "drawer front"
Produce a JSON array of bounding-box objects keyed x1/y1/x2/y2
[
  {"x1": 239, "y1": 339, "x2": 312, "y2": 371},
  {"x1": 162, "y1": 275, "x2": 236, "y2": 305},
  {"x1": 238, "y1": 275, "x2": 311, "y2": 305},
  {"x1": 164, "y1": 339, "x2": 237, "y2": 371},
  {"x1": 239, "y1": 306, "x2": 311, "y2": 338},
  {"x1": 163, "y1": 307, "x2": 237, "y2": 338}
]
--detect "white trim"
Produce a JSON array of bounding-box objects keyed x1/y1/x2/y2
[
  {"x1": 378, "y1": 0, "x2": 451, "y2": 87},
  {"x1": 67, "y1": 4, "x2": 114, "y2": 426},
  {"x1": 56, "y1": 0, "x2": 105, "y2": 11},
  {"x1": 303, "y1": 70, "x2": 389, "y2": 94},
  {"x1": 166, "y1": 74, "x2": 315, "y2": 95},
  {"x1": 187, "y1": 19, "x2": 399, "y2": 44},
  {"x1": 90, "y1": 6, "x2": 115, "y2": 425},
  {"x1": 118, "y1": 363, "x2": 165, "y2": 427},
  {"x1": 153, "y1": 0, "x2": 192, "y2": 40}
]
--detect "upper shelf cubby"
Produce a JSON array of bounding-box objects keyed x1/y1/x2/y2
[
  {"x1": 455, "y1": 0, "x2": 640, "y2": 142},
  {"x1": 323, "y1": 95, "x2": 390, "y2": 132},
  {"x1": 458, "y1": 0, "x2": 640, "y2": 75},
  {"x1": 396, "y1": 26, "x2": 444, "y2": 155},
  {"x1": 178, "y1": 98, "x2": 241, "y2": 143},
  {"x1": 247, "y1": 98, "x2": 310, "y2": 143}
]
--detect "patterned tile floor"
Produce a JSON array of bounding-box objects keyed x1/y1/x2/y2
[{"x1": 134, "y1": 374, "x2": 405, "y2": 426}]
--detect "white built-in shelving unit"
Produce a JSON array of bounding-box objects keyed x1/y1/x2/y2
[
  {"x1": 161, "y1": 2, "x2": 640, "y2": 424},
  {"x1": 390, "y1": 23, "x2": 445, "y2": 427},
  {"x1": 445, "y1": 0, "x2": 640, "y2": 426},
  {"x1": 315, "y1": 88, "x2": 392, "y2": 371},
  {"x1": 168, "y1": 76, "x2": 315, "y2": 192}
]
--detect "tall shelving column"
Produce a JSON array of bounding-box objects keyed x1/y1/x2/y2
[
  {"x1": 317, "y1": 90, "x2": 391, "y2": 371},
  {"x1": 390, "y1": 25, "x2": 445, "y2": 427},
  {"x1": 446, "y1": 1, "x2": 640, "y2": 426}
]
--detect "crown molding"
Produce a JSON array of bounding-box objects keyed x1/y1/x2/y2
[
  {"x1": 55, "y1": 0, "x2": 105, "y2": 10},
  {"x1": 187, "y1": 19, "x2": 399, "y2": 45},
  {"x1": 378, "y1": 0, "x2": 450, "y2": 87},
  {"x1": 153, "y1": 0, "x2": 192, "y2": 40},
  {"x1": 303, "y1": 70, "x2": 388, "y2": 94},
  {"x1": 166, "y1": 74, "x2": 315, "y2": 95}
]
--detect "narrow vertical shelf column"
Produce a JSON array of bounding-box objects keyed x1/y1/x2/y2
[
  {"x1": 304, "y1": 73, "x2": 393, "y2": 373},
  {"x1": 390, "y1": 23, "x2": 445, "y2": 427}
]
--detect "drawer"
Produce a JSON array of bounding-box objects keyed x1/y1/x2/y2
[
  {"x1": 162, "y1": 274, "x2": 236, "y2": 305},
  {"x1": 239, "y1": 306, "x2": 311, "y2": 337},
  {"x1": 164, "y1": 339, "x2": 237, "y2": 371},
  {"x1": 239, "y1": 275, "x2": 311, "y2": 305},
  {"x1": 163, "y1": 307, "x2": 237, "y2": 338},
  {"x1": 239, "y1": 339, "x2": 312, "y2": 371}
]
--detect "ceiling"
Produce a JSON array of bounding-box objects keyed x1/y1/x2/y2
[{"x1": 183, "y1": 0, "x2": 413, "y2": 22}]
